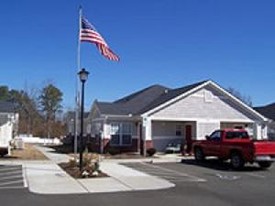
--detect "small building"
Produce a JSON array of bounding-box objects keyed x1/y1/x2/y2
[
  {"x1": 87, "y1": 80, "x2": 268, "y2": 153},
  {"x1": 0, "y1": 101, "x2": 19, "y2": 156}
]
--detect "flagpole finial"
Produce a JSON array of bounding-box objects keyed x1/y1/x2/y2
[{"x1": 79, "y1": 5, "x2": 82, "y2": 14}]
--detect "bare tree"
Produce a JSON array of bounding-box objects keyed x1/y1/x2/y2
[{"x1": 227, "y1": 87, "x2": 253, "y2": 107}]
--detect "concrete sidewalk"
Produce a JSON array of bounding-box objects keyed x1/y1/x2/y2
[{"x1": 2, "y1": 146, "x2": 176, "y2": 194}]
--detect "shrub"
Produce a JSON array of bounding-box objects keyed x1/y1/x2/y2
[
  {"x1": 108, "y1": 147, "x2": 121, "y2": 156},
  {"x1": 81, "y1": 152, "x2": 101, "y2": 178},
  {"x1": 146, "y1": 148, "x2": 156, "y2": 157},
  {"x1": 83, "y1": 152, "x2": 100, "y2": 168},
  {"x1": 68, "y1": 157, "x2": 77, "y2": 168}
]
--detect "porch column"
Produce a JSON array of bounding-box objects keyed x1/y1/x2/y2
[
  {"x1": 101, "y1": 117, "x2": 109, "y2": 153},
  {"x1": 136, "y1": 122, "x2": 141, "y2": 154},
  {"x1": 254, "y1": 122, "x2": 268, "y2": 140},
  {"x1": 142, "y1": 117, "x2": 152, "y2": 155}
]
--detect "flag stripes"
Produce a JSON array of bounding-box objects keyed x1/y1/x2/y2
[{"x1": 80, "y1": 17, "x2": 120, "y2": 61}]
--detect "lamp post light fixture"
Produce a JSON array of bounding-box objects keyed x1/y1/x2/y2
[{"x1": 78, "y1": 68, "x2": 89, "y2": 172}]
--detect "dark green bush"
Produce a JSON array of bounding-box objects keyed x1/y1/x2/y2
[
  {"x1": 146, "y1": 148, "x2": 156, "y2": 157},
  {"x1": 108, "y1": 147, "x2": 121, "y2": 156}
]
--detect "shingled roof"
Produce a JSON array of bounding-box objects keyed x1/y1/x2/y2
[
  {"x1": 254, "y1": 103, "x2": 275, "y2": 121},
  {"x1": 139, "y1": 80, "x2": 208, "y2": 114},
  {"x1": 95, "y1": 81, "x2": 208, "y2": 116},
  {"x1": 0, "y1": 101, "x2": 17, "y2": 113}
]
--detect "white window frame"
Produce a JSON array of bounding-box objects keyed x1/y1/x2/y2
[{"x1": 110, "y1": 122, "x2": 133, "y2": 146}]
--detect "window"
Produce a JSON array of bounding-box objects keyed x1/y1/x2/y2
[
  {"x1": 110, "y1": 122, "x2": 132, "y2": 146},
  {"x1": 122, "y1": 123, "x2": 132, "y2": 145},
  {"x1": 110, "y1": 123, "x2": 120, "y2": 145},
  {"x1": 225, "y1": 131, "x2": 249, "y2": 139},
  {"x1": 210, "y1": 131, "x2": 221, "y2": 141},
  {"x1": 176, "y1": 125, "x2": 182, "y2": 136}
]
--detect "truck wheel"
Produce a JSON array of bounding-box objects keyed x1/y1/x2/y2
[
  {"x1": 258, "y1": 161, "x2": 272, "y2": 169},
  {"x1": 194, "y1": 147, "x2": 205, "y2": 162},
  {"x1": 230, "y1": 153, "x2": 244, "y2": 170}
]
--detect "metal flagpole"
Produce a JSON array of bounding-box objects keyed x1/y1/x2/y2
[{"x1": 74, "y1": 6, "x2": 82, "y2": 157}]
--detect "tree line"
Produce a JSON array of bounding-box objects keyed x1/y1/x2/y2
[
  {"x1": 0, "y1": 83, "x2": 252, "y2": 139},
  {"x1": 0, "y1": 83, "x2": 65, "y2": 138}
]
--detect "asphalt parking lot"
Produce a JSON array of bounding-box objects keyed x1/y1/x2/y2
[
  {"x1": 123, "y1": 161, "x2": 207, "y2": 183},
  {"x1": 0, "y1": 165, "x2": 26, "y2": 190},
  {"x1": 0, "y1": 159, "x2": 275, "y2": 206},
  {"x1": 123, "y1": 158, "x2": 275, "y2": 206},
  {"x1": 124, "y1": 158, "x2": 275, "y2": 185}
]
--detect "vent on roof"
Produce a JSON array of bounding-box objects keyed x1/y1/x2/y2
[
  {"x1": 164, "y1": 89, "x2": 169, "y2": 94},
  {"x1": 204, "y1": 90, "x2": 213, "y2": 102}
]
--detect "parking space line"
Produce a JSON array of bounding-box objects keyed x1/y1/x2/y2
[
  {"x1": 0, "y1": 170, "x2": 22, "y2": 176},
  {"x1": 146, "y1": 172, "x2": 181, "y2": 176},
  {"x1": 0, "y1": 165, "x2": 26, "y2": 189},
  {"x1": 0, "y1": 179, "x2": 24, "y2": 187},
  {"x1": 0, "y1": 167, "x2": 21, "y2": 172},
  {"x1": 0, "y1": 175, "x2": 23, "y2": 181},
  {"x1": 244, "y1": 173, "x2": 266, "y2": 178},
  {"x1": 22, "y1": 165, "x2": 28, "y2": 187},
  {"x1": 140, "y1": 162, "x2": 206, "y2": 182},
  {"x1": 0, "y1": 186, "x2": 25, "y2": 190}
]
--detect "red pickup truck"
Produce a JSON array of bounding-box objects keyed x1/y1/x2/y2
[{"x1": 192, "y1": 129, "x2": 275, "y2": 170}]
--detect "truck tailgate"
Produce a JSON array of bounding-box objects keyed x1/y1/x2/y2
[{"x1": 253, "y1": 141, "x2": 275, "y2": 156}]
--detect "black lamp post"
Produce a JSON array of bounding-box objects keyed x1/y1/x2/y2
[{"x1": 78, "y1": 68, "x2": 89, "y2": 171}]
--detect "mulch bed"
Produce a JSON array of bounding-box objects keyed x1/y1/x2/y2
[{"x1": 58, "y1": 162, "x2": 108, "y2": 179}]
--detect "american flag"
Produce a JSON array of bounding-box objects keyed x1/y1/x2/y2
[{"x1": 80, "y1": 16, "x2": 120, "y2": 61}]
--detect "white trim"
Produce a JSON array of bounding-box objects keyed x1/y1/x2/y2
[
  {"x1": 91, "y1": 117, "x2": 106, "y2": 122},
  {"x1": 208, "y1": 81, "x2": 267, "y2": 121},
  {"x1": 102, "y1": 114, "x2": 141, "y2": 121},
  {"x1": 144, "y1": 117, "x2": 152, "y2": 141},
  {"x1": 103, "y1": 114, "x2": 130, "y2": 118},
  {"x1": 219, "y1": 119, "x2": 254, "y2": 123},
  {"x1": 149, "y1": 116, "x2": 254, "y2": 123},
  {"x1": 150, "y1": 117, "x2": 198, "y2": 122},
  {"x1": 152, "y1": 135, "x2": 183, "y2": 140}
]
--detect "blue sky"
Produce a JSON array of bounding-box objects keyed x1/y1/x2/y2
[{"x1": 1, "y1": 0, "x2": 275, "y2": 110}]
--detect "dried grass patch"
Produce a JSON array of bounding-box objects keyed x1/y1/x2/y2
[{"x1": 10, "y1": 143, "x2": 48, "y2": 160}]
